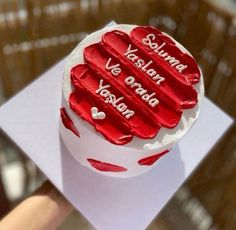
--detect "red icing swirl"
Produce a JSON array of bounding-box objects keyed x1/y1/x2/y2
[{"x1": 67, "y1": 26, "x2": 200, "y2": 145}]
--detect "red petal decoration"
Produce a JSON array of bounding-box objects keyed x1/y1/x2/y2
[
  {"x1": 138, "y1": 150, "x2": 169, "y2": 166},
  {"x1": 60, "y1": 107, "x2": 80, "y2": 137},
  {"x1": 87, "y1": 159, "x2": 127, "y2": 172}
]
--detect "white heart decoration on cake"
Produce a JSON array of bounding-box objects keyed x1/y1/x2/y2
[{"x1": 91, "y1": 107, "x2": 106, "y2": 120}]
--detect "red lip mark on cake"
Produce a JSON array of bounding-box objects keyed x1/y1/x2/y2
[
  {"x1": 60, "y1": 107, "x2": 80, "y2": 137},
  {"x1": 67, "y1": 26, "x2": 200, "y2": 145},
  {"x1": 138, "y1": 149, "x2": 169, "y2": 166},
  {"x1": 87, "y1": 159, "x2": 127, "y2": 172}
]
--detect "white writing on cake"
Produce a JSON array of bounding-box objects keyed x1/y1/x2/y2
[
  {"x1": 96, "y1": 79, "x2": 135, "y2": 119},
  {"x1": 105, "y1": 58, "x2": 121, "y2": 76},
  {"x1": 91, "y1": 107, "x2": 106, "y2": 120},
  {"x1": 124, "y1": 76, "x2": 159, "y2": 108},
  {"x1": 124, "y1": 44, "x2": 165, "y2": 85},
  {"x1": 104, "y1": 57, "x2": 159, "y2": 108},
  {"x1": 142, "y1": 34, "x2": 188, "y2": 73}
]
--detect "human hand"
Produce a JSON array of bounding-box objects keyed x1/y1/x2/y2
[{"x1": 0, "y1": 181, "x2": 73, "y2": 230}]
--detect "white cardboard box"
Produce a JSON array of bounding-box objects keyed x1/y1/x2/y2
[{"x1": 0, "y1": 57, "x2": 233, "y2": 229}]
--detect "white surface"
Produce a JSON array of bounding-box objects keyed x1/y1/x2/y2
[{"x1": 0, "y1": 59, "x2": 233, "y2": 230}]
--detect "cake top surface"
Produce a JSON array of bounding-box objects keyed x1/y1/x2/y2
[{"x1": 63, "y1": 25, "x2": 204, "y2": 149}]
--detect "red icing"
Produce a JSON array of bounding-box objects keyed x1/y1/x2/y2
[
  {"x1": 70, "y1": 64, "x2": 160, "y2": 145},
  {"x1": 70, "y1": 66, "x2": 133, "y2": 145},
  {"x1": 87, "y1": 159, "x2": 127, "y2": 172},
  {"x1": 102, "y1": 30, "x2": 198, "y2": 109},
  {"x1": 67, "y1": 26, "x2": 200, "y2": 145},
  {"x1": 71, "y1": 64, "x2": 160, "y2": 139},
  {"x1": 138, "y1": 150, "x2": 169, "y2": 166},
  {"x1": 84, "y1": 43, "x2": 182, "y2": 127},
  {"x1": 60, "y1": 107, "x2": 80, "y2": 137},
  {"x1": 130, "y1": 26, "x2": 200, "y2": 85}
]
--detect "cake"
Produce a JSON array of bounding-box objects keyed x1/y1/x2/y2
[{"x1": 60, "y1": 24, "x2": 204, "y2": 178}]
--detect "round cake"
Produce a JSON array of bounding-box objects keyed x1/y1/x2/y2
[{"x1": 60, "y1": 24, "x2": 204, "y2": 178}]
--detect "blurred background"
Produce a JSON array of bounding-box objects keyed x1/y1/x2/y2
[{"x1": 0, "y1": 0, "x2": 235, "y2": 229}]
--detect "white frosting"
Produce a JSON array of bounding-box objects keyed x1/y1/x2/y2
[
  {"x1": 60, "y1": 24, "x2": 204, "y2": 178},
  {"x1": 91, "y1": 107, "x2": 106, "y2": 120}
]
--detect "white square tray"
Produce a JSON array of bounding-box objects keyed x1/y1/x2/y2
[{"x1": 0, "y1": 58, "x2": 233, "y2": 229}]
